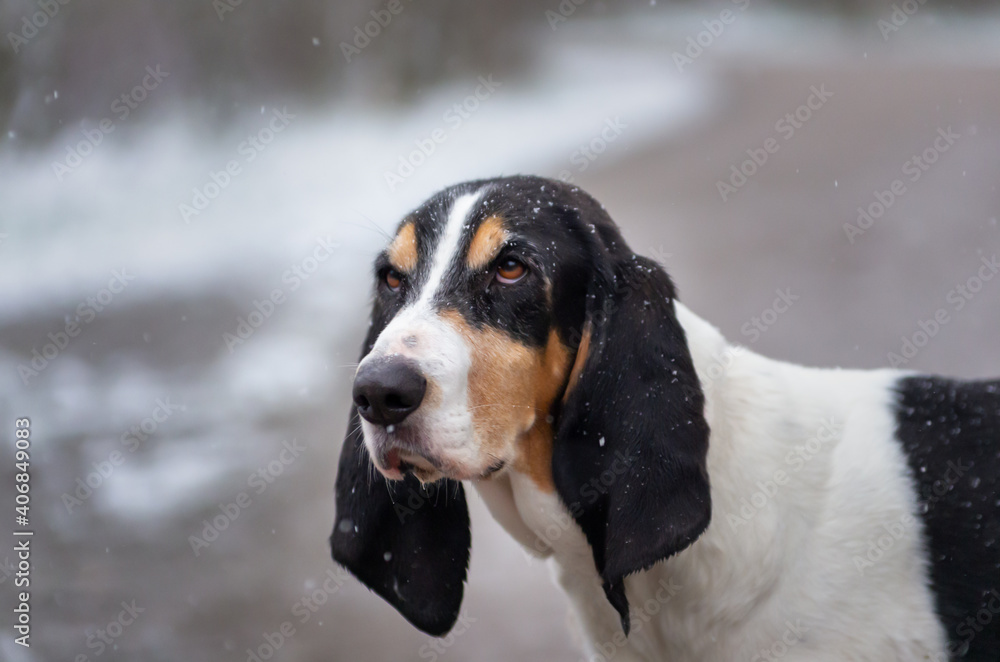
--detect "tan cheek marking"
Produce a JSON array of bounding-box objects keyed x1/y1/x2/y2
[
  {"x1": 466, "y1": 216, "x2": 508, "y2": 271},
  {"x1": 441, "y1": 309, "x2": 538, "y2": 456},
  {"x1": 516, "y1": 329, "x2": 573, "y2": 493},
  {"x1": 387, "y1": 221, "x2": 418, "y2": 273},
  {"x1": 441, "y1": 312, "x2": 576, "y2": 493}
]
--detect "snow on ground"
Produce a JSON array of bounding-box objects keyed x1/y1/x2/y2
[{"x1": 3, "y1": 9, "x2": 1000, "y2": 661}]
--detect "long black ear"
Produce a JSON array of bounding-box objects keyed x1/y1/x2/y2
[
  {"x1": 330, "y1": 322, "x2": 471, "y2": 637},
  {"x1": 552, "y1": 254, "x2": 711, "y2": 635}
]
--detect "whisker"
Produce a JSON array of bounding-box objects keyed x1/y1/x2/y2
[{"x1": 347, "y1": 210, "x2": 393, "y2": 242}]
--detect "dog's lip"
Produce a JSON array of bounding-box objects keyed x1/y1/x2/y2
[
  {"x1": 397, "y1": 449, "x2": 441, "y2": 474},
  {"x1": 368, "y1": 423, "x2": 506, "y2": 482},
  {"x1": 384, "y1": 447, "x2": 402, "y2": 472},
  {"x1": 372, "y1": 428, "x2": 444, "y2": 480}
]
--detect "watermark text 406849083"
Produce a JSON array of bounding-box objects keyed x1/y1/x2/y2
[{"x1": 13, "y1": 417, "x2": 33, "y2": 648}]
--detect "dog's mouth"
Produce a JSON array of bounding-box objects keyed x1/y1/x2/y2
[
  {"x1": 386, "y1": 447, "x2": 441, "y2": 480},
  {"x1": 368, "y1": 423, "x2": 453, "y2": 482},
  {"x1": 368, "y1": 424, "x2": 509, "y2": 483}
]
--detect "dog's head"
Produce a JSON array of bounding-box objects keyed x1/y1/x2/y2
[{"x1": 331, "y1": 176, "x2": 710, "y2": 636}]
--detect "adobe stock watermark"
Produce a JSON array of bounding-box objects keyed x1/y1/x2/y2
[
  {"x1": 52, "y1": 65, "x2": 170, "y2": 181},
  {"x1": 73, "y1": 600, "x2": 145, "y2": 661},
  {"x1": 886, "y1": 254, "x2": 998, "y2": 368},
  {"x1": 740, "y1": 288, "x2": 799, "y2": 343},
  {"x1": 878, "y1": 0, "x2": 930, "y2": 41},
  {"x1": 213, "y1": 0, "x2": 245, "y2": 21},
  {"x1": 579, "y1": 577, "x2": 681, "y2": 662},
  {"x1": 544, "y1": 0, "x2": 589, "y2": 30},
  {"x1": 562, "y1": 258, "x2": 672, "y2": 349},
  {"x1": 6, "y1": 0, "x2": 73, "y2": 55},
  {"x1": 726, "y1": 418, "x2": 842, "y2": 531},
  {"x1": 418, "y1": 614, "x2": 478, "y2": 661},
  {"x1": 947, "y1": 589, "x2": 1000, "y2": 660},
  {"x1": 525, "y1": 451, "x2": 636, "y2": 557},
  {"x1": 179, "y1": 107, "x2": 295, "y2": 223},
  {"x1": 222, "y1": 236, "x2": 339, "y2": 352},
  {"x1": 853, "y1": 457, "x2": 971, "y2": 577},
  {"x1": 61, "y1": 397, "x2": 185, "y2": 514},
  {"x1": 844, "y1": 127, "x2": 960, "y2": 244},
  {"x1": 748, "y1": 619, "x2": 811, "y2": 662},
  {"x1": 17, "y1": 269, "x2": 135, "y2": 385},
  {"x1": 851, "y1": 511, "x2": 917, "y2": 576},
  {"x1": 716, "y1": 84, "x2": 833, "y2": 202},
  {"x1": 556, "y1": 117, "x2": 627, "y2": 184},
  {"x1": 383, "y1": 75, "x2": 502, "y2": 191},
  {"x1": 672, "y1": 0, "x2": 750, "y2": 73},
  {"x1": 243, "y1": 566, "x2": 351, "y2": 662},
  {"x1": 689, "y1": 286, "x2": 799, "y2": 398},
  {"x1": 189, "y1": 438, "x2": 307, "y2": 556},
  {"x1": 340, "y1": 0, "x2": 411, "y2": 62},
  {"x1": 390, "y1": 479, "x2": 461, "y2": 525}
]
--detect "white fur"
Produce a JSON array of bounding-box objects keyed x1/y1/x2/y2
[
  {"x1": 359, "y1": 189, "x2": 489, "y2": 480},
  {"x1": 476, "y1": 303, "x2": 948, "y2": 662},
  {"x1": 418, "y1": 191, "x2": 483, "y2": 308}
]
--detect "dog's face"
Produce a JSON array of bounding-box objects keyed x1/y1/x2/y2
[
  {"x1": 333, "y1": 176, "x2": 712, "y2": 638},
  {"x1": 354, "y1": 180, "x2": 594, "y2": 485}
]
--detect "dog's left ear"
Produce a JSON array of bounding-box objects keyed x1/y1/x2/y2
[
  {"x1": 331, "y1": 322, "x2": 471, "y2": 637},
  {"x1": 552, "y1": 254, "x2": 711, "y2": 635}
]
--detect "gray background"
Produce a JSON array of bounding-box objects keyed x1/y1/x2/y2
[{"x1": 1, "y1": 2, "x2": 999, "y2": 661}]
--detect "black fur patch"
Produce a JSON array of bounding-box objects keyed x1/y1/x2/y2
[
  {"x1": 331, "y1": 292, "x2": 471, "y2": 636},
  {"x1": 339, "y1": 175, "x2": 712, "y2": 636},
  {"x1": 895, "y1": 376, "x2": 1000, "y2": 660}
]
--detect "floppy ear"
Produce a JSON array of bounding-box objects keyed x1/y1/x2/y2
[
  {"x1": 330, "y1": 322, "x2": 471, "y2": 637},
  {"x1": 552, "y1": 254, "x2": 711, "y2": 635}
]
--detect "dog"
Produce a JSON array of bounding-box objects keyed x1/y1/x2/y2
[{"x1": 331, "y1": 175, "x2": 1000, "y2": 661}]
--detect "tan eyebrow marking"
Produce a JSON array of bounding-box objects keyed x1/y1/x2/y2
[
  {"x1": 387, "y1": 221, "x2": 418, "y2": 273},
  {"x1": 466, "y1": 216, "x2": 508, "y2": 270}
]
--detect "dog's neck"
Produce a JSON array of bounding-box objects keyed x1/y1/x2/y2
[
  {"x1": 475, "y1": 302, "x2": 732, "y2": 560},
  {"x1": 474, "y1": 303, "x2": 859, "y2": 648}
]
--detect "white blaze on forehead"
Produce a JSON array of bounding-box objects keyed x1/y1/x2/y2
[
  {"x1": 416, "y1": 189, "x2": 485, "y2": 308},
  {"x1": 363, "y1": 187, "x2": 485, "y2": 363},
  {"x1": 358, "y1": 188, "x2": 488, "y2": 477}
]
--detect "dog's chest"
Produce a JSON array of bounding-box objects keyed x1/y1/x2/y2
[
  {"x1": 498, "y1": 473, "x2": 719, "y2": 659},
  {"x1": 505, "y1": 472, "x2": 593, "y2": 563}
]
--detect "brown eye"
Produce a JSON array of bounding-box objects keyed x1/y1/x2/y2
[
  {"x1": 384, "y1": 269, "x2": 402, "y2": 291},
  {"x1": 496, "y1": 258, "x2": 526, "y2": 284}
]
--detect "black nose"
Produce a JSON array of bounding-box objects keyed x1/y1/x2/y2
[{"x1": 352, "y1": 358, "x2": 427, "y2": 427}]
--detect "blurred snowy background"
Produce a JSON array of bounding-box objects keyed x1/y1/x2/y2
[{"x1": 1, "y1": 1, "x2": 999, "y2": 661}]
